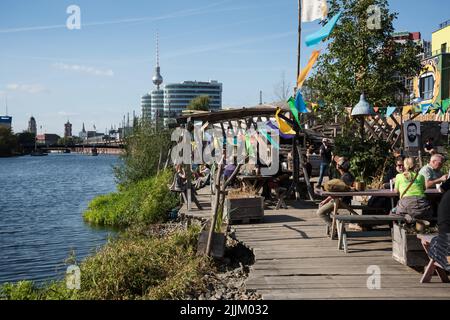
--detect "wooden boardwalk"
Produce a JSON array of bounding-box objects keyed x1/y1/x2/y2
[{"x1": 179, "y1": 191, "x2": 450, "y2": 300}]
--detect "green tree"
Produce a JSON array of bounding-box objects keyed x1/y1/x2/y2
[
  {"x1": 0, "y1": 127, "x2": 18, "y2": 157},
  {"x1": 305, "y1": 0, "x2": 422, "y2": 116},
  {"x1": 187, "y1": 95, "x2": 210, "y2": 112},
  {"x1": 114, "y1": 122, "x2": 173, "y2": 187}
]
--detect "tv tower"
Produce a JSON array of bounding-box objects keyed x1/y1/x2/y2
[{"x1": 152, "y1": 32, "x2": 163, "y2": 90}]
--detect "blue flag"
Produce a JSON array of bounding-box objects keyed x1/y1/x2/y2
[
  {"x1": 386, "y1": 106, "x2": 397, "y2": 117},
  {"x1": 295, "y1": 90, "x2": 309, "y2": 114},
  {"x1": 305, "y1": 12, "x2": 342, "y2": 47},
  {"x1": 422, "y1": 103, "x2": 432, "y2": 115}
]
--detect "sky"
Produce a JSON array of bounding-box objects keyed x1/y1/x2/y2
[{"x1": 0, "y1": 0, "x2": 449, "y2": 135}]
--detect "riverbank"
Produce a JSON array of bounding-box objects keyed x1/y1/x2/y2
[
  {"x1": 0, "y1": 166, "x2": 260, "y2": 300},
  {"x1": 0, "y1": 218, "x2": 261, "y2": 300}
]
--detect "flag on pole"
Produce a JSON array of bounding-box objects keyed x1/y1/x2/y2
[
  {"x1": 295, "y1": 90, "x2": 309, "y2": 114},
  {"x1": 275, "y1": 109, "x2": 296, "y2": 135},
  {"x1": 302, "y1": 0, "x2": 328, "y2": 22},
  {"x1": 288, "y1": 97, "x2": 301, "y2": 127},
  {"x1": 297, "y1": 50, "x2": 321, "y2": 88},
  {"x1": 305, "y1": 12, "x2": 342, "y2": 47}
]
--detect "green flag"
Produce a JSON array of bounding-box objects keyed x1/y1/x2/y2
[
  {"x1": 288, "y1": 97, "x2": 301, "y2": 127},
  {"x1": 442, "y1": 99, "x2": 450, "y2": 113}
]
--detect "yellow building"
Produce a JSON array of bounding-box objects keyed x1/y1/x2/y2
[
  {"x1": 432, "y1": 20, "x2": 450, "y2": 55},
  {"x1": 411, "y1": 20, "x2": 450, "y2": 110}
]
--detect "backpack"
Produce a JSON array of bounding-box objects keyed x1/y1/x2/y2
[{"x1": 324, "y1": 179, "x2": 351, "y2": 192}]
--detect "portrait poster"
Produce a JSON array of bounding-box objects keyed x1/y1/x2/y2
[{"x1": 404, "y1": 121, "x2": 421, "y2": 148}]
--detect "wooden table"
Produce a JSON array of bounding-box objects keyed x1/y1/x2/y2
[
  {"x1": 417, "y1": 234, "x2": 450, "y2": 283},
  {"x1": 315, "y1": 189, "x2": 442, "y2": 240}
]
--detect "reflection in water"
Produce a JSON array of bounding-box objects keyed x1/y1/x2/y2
[{"x1": 0, "y1": 154, "x2": 118, "y2": 284}]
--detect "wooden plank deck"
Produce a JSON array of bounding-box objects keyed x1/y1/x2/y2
[
  {"x1": 178, "y1": 189, "x2": 450, "y2": 299},
  {"x1": 233, "y1": 202, "x2": 450, "y2": 300}
]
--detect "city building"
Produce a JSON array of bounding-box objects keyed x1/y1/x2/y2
[
  {"x1": 0, "y1": 116, "x2": 12, "y2": 129},
  {"x1": 64, "y1": 121, "x2": 72, "y2": 138},
  {"x1": 28, "y1": 117, "x2": 37, "y2": 135},
  {"x1": 411, "y1": 20, "x2": 450, "y2": 106},
  {"x1": 36, "y1": 134, "x2": 60, "y2": 146},
  {"x1": 163, "y1": 80, "x2": 222, "y2": 124},
  {"x1": 79, "y1": 123, "x2": 87, "y2": 140},
  {"x1": 141, "y1": 34, "x2": 222, "y2": 128},
  {"x1": 392, "y1": 31, "x2": 431, "y2": 103}
]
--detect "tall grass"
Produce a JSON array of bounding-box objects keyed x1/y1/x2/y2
[
  {"x1": 83, "y1": 170, "x2": 179, "y2": 227},
  {"x1": 0, "y1": 226, "x2": 208, "y2": 300}
]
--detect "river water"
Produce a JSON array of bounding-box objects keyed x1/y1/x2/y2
[{"x1": 0, "y1": 154, "x2": 118, "y2": 285}]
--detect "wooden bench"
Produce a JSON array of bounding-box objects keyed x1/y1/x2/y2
[{"x1": 334, "y1": 215, "x2": 406, "y2": 253}]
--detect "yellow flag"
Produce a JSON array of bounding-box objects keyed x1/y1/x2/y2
[
  {"x1": 297, "y1": 50, "x2": 321, "y2": 88},
  {"x1": 275, "y1": 109, "x2": 296, "y2": 135},
  {"x1": 402, "y1": 105, "x2": 412, "y2": 115}
]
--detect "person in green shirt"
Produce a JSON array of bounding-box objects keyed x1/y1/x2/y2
[{"x1": 394, "y1": 158, "x2": 432, "y2": 220}]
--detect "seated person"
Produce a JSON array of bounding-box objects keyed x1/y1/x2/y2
[
  {"x1": 316, "y1": 158, "x2": 354, "y2": 227},
  {"x1": 394, "y1": 158, "x2": 432, "y2": 221},
  {"x1": 195, "y1": 164, "x2": 211, "y2": 189},
  {"x1": 438, "y1": 177, "x2": 450, "y2": 234},
  {"x1": 366, "y1": 157, "x2": 404, "y2": 214},
  {"x1": 424, "y1": 138, "x2": 436, "y2": 156},
  {"x1": 419, "y1": 154, "x2": 448, "y2": 189}
]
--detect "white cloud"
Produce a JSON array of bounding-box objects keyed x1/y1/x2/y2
[
  {"x1": 53, "y1": 63, "x2": 114, "y2": 77},
  {"x1": 6, "y1": 83, "x2": 49, "y2": 94},
  {"x1": 58, "y1": 111, "x2": 80, "y2": 117}
]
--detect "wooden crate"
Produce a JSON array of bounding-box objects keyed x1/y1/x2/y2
[
  {"x1": 225, "y1": 196, "x2": 264, "y2": 225},
  {"x1": 392, "y1": 224, "x2": 429, "y2": 267}
]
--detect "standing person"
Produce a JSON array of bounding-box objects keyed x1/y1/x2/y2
[
  {"x1": 419, "y1": 154, "x2": 448, "y2": 189},
  {"x1": 394, "y1": 158, "x2": 432, "y2": 221},
  {"x1": 317, "y1": 138, "x2": 333, "y2": 188}
]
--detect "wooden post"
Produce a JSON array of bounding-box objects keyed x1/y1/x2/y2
[
  {"x1": 186, "y1": 118, "x2": 192, "y2": 211},
  {"x1": 206, "y1": 161, "x2": 223, "y2": 256},
  {"x1": 297, "y1": 0, "x2": 302, "y2": 79}
]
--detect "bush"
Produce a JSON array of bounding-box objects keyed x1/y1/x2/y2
[
  {"x1": 334, "y1": 129, "x2": 392, "y2": 184},
  {"x1": 83, "y1": 170, "x2": 178, "y2": 227},
  {"x1": 114, "y1": 123, "x2": 172, "y2": 187},
  {"x1": 0, "y1": 281, "x2": 78, "y2": 301}
]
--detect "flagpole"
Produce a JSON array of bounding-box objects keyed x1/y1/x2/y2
[{"x1": 297, "y1": 0, "x2": 302, "y2": 79}]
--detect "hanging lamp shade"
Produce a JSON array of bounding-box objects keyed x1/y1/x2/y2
[{"x1": 351, "y1": 93, "x2": 375, "y2": 117}]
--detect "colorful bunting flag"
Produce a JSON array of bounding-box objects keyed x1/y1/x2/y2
[
  {"x1": 305, "y1": 12, "x2": 342, "y2": 47},
  {"x1": 266, "y1": 121, "x2": 294, "y2": 139},
  {"x1": 245, "y1": 134, "x2": 255, "y2": 157},
  {"x1": 297, "y1": 50, "x2": 321, "y2": 88},
  {"x1": 295, "y1": 90, "x2": 309, "y2": 114},
  {"x1": 275, "y1": 109, "x2": 296, "y2": 135},
  {"x1": 288, "y1": 97, "x2": 301, "y2": 127},
  {"x1": 442, "y1": 99, "x2": 450, "y2": 113},
  {"x1": 422, "y1": 103, "x2": 432, "y2": 115},
  {"x1": 402, "y1": 105, "x2": 412, "y2": 115},
  {"x1": 302, "y1": 0, "x2": 328, "y2": 22}
]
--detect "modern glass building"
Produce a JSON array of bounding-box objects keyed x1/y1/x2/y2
[
  {"x1": 141, "y1": 80, "x2": 222, "y2": 127},
  {"x1": 141, "y1": 93, "x2": 152, "y2": 123},
  {"x1": 0, "y1": 116, "x2": 12, "y2": 129},
  {"x1": 151, "y1": 89, "x2": 164, "y2": 125}
]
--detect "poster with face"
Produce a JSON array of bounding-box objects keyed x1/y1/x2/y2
[{"x1": 404, "y1": 121, "x2": 421, "y2": 148}]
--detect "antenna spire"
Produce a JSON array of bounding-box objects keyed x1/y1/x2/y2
[{"x1": 152, "y1": 31, "x2": 163, "y2": 90}]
